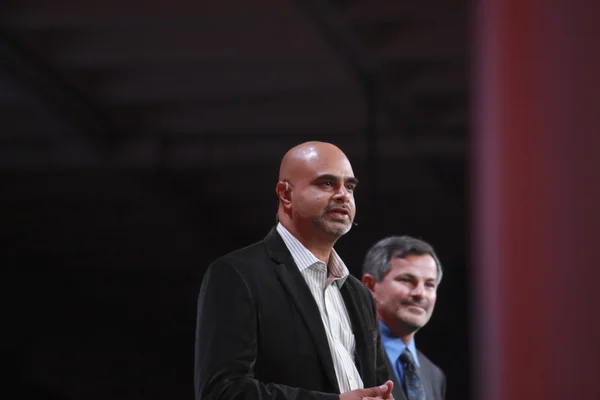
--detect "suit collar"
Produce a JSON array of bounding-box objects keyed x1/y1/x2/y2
[
  {"x1": 275, "y1": 223, "x2": 350, "y2": 286},
  {"x1": 379, "y1": 321, "x2": 420, "y2": 368},
  {"x1": 264, "y1": 227, "x2": 291, "y2": 264},
  {"x1": 384, "y1": 352, "x2": 407, "y2": 400},
  {"x1": 264, "y1": 227, "x2": 340, "y2": 393},
  {"x1": 339, "y1": 280, "x2": 374, "y2": 382}
]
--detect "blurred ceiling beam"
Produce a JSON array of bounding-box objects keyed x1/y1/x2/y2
[{"x1": 0, "y1": 29, "x2": 124, "y2": 154}]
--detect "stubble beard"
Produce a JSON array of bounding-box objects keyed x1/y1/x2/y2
[
  {"x1": 313, "y1": 216, "x2": 352, "y2": 237},
  {"x1": 396, "y1": 307, "x2": 431, "y2": 332}
]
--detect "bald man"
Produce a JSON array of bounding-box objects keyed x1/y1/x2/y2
[{"x1": 195, "y1": 142, "x2": 393, "y2": 400}]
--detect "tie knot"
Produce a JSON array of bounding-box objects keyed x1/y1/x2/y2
[{"x1": 400, "y1": 348, "x2": 417, "y2": 368}]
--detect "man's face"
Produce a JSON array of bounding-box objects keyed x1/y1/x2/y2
[
  {"x1": 290, "y1": 150, "x2": 357, "y2": 238},
  {"x1": 371, "y1": 254, "x2": 438, "y2": 335}
]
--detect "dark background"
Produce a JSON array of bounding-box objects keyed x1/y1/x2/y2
[{"x1": 1, "y1": 0, "x2": 469, "y2": 399}]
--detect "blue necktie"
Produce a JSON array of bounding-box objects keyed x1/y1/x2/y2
[{"x1": 399, "y1": 349, "x2": 425, "y2": 400}]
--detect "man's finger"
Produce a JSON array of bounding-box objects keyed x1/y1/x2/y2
[
  {"x1": 376, "y1": 380, "x2": 394, "y2": 400},
  {"x1": 361, "y1": 383, "x2": 389, "y2": 398}
]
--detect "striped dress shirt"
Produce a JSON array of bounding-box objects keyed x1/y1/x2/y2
[{"x1": 276, "y1": 223, "x2": 364, "y2": 393}]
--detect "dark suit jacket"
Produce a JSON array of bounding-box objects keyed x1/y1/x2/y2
[
  {"x1": 384, "y1": 349, "x2": 446, "y2": 400},
  {"x1": 195, "y1": 228, "x2": 389, "y2": 400}
]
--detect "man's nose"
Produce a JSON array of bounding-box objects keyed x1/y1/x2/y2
[
  {"x1": 333, "y1": 185, "x2": 351, "y2": 202},
  {"x1": 411, "y1": 282, "x2": 425, "y2": 297}
]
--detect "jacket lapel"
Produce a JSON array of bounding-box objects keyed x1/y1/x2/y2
[
  {"x1": 339, "y1": 281, "x2": 371, "y2": 382},
  {"x1": 264, "y1": 228, "x2": 340, "y2": 393},
  {"x1": 384, "y1": 352, "x2": 408, "y2": 400},
  {"x1": 416, "y1": 350, "x2": 436, "y2": 400}
]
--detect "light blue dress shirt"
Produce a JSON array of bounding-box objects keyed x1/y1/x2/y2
[{"x1": 379, "y1": 320, "x2": 421, "y2": 383}]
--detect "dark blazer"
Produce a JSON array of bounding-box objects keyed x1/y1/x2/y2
[
  {"x1": 195, "y1": 228, "x2": 389, "y2": 400},
  {"x1": 384, "y1": 349, "x2": 446, "y2": 400}
]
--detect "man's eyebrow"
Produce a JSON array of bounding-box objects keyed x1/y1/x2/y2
[
  {"x1": 314, "y1": 174, "x2": 359, "y2": 185},
  {"x1": 345, "y1": 177, "x2": 359, "y2": 185},
  {"x1": 397, "y1": 272, "x2": 438, "y2": 283}
]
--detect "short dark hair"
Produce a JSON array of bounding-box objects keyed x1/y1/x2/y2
[{"x1": 362, "y1": 236, "x2": 443, "y2": 284}]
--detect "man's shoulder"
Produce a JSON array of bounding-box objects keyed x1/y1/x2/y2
[
  {"x1": 211, "y1": 238, "x2": 270, "y2": 269},
  {"x1": 200, "y1": 238, "x2": 274, "y2": 290},
  {"x1": 224, "y1": 239, "x2": 267, "y2": 259},
  {"x1": 417, "y1": 349, "x2": 446, "y2": 378},
  {"x1": 417, "y1": 349, "x2": 446, "y2": 398}
]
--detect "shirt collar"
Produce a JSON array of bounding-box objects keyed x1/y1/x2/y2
[
  {"x1": 276, "y1": 223, "x2": 349, "y2": 286},
  {"x1": 379, "y1": 320, "x2": 420, "y2": 368}
]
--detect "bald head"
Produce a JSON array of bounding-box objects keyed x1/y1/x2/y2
[
  {"x1": 279, "y1": 141, "x2": 350, "y2": 183},
  {"x1": 276, "y1": 141, "x2": 357, "y2": 244}
]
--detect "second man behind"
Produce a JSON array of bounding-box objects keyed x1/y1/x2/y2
[{"x1": 362, "y1": 236, "x2": 446, "y2": 400}]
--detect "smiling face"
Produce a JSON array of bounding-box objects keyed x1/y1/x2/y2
[{"x1": 369, "y1": 253, "x2": 438, "y2": 341}]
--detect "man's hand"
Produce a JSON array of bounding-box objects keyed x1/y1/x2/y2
[{"x1": 339, "y1": 380, "x2": 394, "y2": 400}]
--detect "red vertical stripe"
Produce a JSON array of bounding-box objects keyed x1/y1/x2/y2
[{"x1": 474, "y1": 0, "x2": 600, "y2": 399}]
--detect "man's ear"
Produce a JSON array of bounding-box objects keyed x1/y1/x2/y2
[
  {"x1": 361, "y1": 274, "x2": 377, "y2": 294},
  {"x1": 276, "y1": 181, "x2": 292, "y2": 205}
]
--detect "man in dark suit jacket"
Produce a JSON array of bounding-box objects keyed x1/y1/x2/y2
[
  {"x1": 195, "y1": 142, "x2": 394, "y2": 400},
  {"x1": 361, "y1": 236, "x2": 446, "y2": 400}
]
